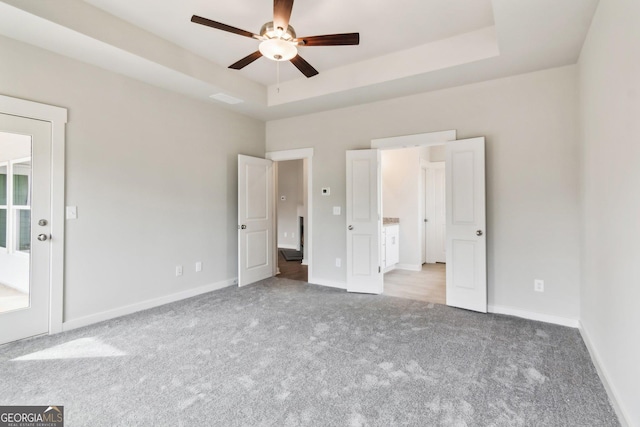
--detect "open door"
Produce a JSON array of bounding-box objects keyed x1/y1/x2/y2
[
  {"x1": 238, "y1": 155, "x2": 274, "y2": 286},
  {"x1": 346, "y1": 149, "x2": 382, "y2": 294},
  {"x1": 445, "y1": 137, "x2": 487, "y2": 312}
]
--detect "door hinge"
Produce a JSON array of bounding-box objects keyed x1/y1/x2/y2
[{"x1": 378, "y1": 266, "x2": 381, "y2": 273}]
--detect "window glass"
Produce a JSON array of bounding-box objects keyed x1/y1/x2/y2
[
  {"x1": 15, "y1": 209, "x2": 30, "y2": 253},
  {"x1": 13, "y1": 161, "x2": 30, "y2": 206}
]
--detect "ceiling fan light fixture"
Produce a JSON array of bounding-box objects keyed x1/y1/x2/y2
[{"x1": 259, "y1": 38, "x2": 297, "y2": 61}]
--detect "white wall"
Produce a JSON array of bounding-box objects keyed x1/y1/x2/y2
[
  {"x1": 0, "y1": 35, "x2": 265, "y2": 323},
  {"x1": 382, "y1": 147, "x2": 423, "y2": 269},
  {"x1": 267, "y1": 65, "x2": 581, "y2": 321},
  {"x1": 277, "y1": 159, "x2": 303, "y2": 249},
  {"x1": 578, "y1": 0, "x2": 640, "y2": 424}
]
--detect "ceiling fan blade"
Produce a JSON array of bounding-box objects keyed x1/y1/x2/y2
[
  {"x1": 273, "y1": 0, "x2": 294, "y2": 31},
  {"x1": 297, "y1": 33, "x2": 360, "y2": 46},
  {"x1": 191, "y1": 15, "x2": 258, "y2": 39},
  {"x1": 290, "y1": 54, "x2": 319, "y2": 78},
  {"x1": 229, "y1": 51, "x2": 263, "y2": 70}
]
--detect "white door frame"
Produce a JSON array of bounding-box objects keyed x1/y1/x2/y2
[
  {"x1": 0, "y1": 94, "x2": 67, "y2": 335},
  {"x1": 265, "y1": 148, "x2": 313, "y2": 281}
]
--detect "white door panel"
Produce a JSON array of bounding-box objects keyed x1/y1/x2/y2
[
  {"x1": 238, "y1": 155, "x2": 274, "y2": 286},
  {"x1": 446, "y1": 137, "x2": 487, "y2": 313},
  {"x1": 346, "y1": 150, "x2": 382, "y2": 294},
  {"x1": 0, "y1": 113, "x2": 51, "y2": 345}
]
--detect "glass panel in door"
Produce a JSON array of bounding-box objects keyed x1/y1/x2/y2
[{"x1": 0, "y1": 133, "x2": 32, "y2": 314}]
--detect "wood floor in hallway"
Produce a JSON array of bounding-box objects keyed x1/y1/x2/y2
[
  {"x1": 276, "y1": 249, "x2": 308, "y2": 282},
  {"x1": 383, "y1": 263, "x2": 446, "y2": 304}
]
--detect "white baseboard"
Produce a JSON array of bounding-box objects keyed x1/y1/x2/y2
[
  {"x1": 488, "y1": 304, "x2": 579, "y2": 328},
  {"x1": 308, "y1": 276, "x2": 346, "y2": 290},
  {"x1": 579, "y1": 322, "x2": 631, "y2": 427},
  {"x1": 396, "y1": 263, "x2": 422, "y2": 272},
  {"x1": 301, "y1": 259, "x2": 309, "y2": 266},
  {"x1": 62, "y1": 278, "x2": 237, "y2": 332}
]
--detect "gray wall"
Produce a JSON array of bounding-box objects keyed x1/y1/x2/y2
[
  {"x1": 579, "y1": 0, "x2": 640, "y2": 424},
  {"x1": 0, "y1": 35, "x2": 265, "y2": 323},
  {"x1": 267, "y1": 65, "x2": 581, "y2": 320}
]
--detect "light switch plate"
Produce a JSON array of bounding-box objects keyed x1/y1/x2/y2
[
  {"x1": 333, "y1": 206, "x2": 341, "y2": 215},
  {"x1": 66, "y1": 206, "x2": 78, "y2": 220}
]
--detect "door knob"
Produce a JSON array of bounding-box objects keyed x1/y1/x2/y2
[
  {"x1": 37, "y1": 234, "x2": 49, "y2": 241},
  {"x1": 476, "y1": 230, "x2": 483, "y2": 236},
  {"x1": 240, "y1": 225, "x2": 247, "y2": 230},
  {"x1": 348, "y1": 225, "x2": 354, "y2": 230},
  {"x1": 424, "y1": 219, "x2": 428, "y2": 222}
]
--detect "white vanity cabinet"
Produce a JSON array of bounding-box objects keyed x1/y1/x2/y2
[{"x1": 382, "y1": 223, "x2": 400, "y2": 271}]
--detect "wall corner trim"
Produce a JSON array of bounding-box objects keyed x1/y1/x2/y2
[
  {"x1": 579, "y1": 322, "x2": 631, "y2": 427},
  {"x1": 488, "y1": 304, "x2": 579, "y2": 328},
  {"x1": 61, "y1": 279, "x2": 237, "y2": 332}
]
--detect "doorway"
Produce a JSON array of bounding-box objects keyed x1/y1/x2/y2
[
  {"x1": 275, "y1": 159, "x2": 308, "y2": 282},
  {"x1": 380, "y1": 145, "x2": 447, "y2": 304},
  {"x1": 0, "y1": 95, "x2": 67, "y2": 344},
  {"x1": 346, "y1": 131, "x2": 487, "y2": 313},
  {"x1": 266, "y1": 148, "x2": 313, "y2": 284}
]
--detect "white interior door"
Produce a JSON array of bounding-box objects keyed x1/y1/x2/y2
[
  {"x1": 445, "y1": 137, "x2": 487, "y2": 313},
  {"x1": 0, "y1": 113, "x2": 52, "y2": 344},
  {"x1": 238, "y1": 155, "x2": 274, "y2": 287},
  {"x1": 346, "y1": 149, "x2": 382, "y2": 294}
]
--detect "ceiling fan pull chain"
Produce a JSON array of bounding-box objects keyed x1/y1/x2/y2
[{"x1": 277, "y1": 60, "x2": 281, "y2": 93}]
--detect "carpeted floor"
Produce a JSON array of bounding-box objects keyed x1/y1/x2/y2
[{"x1": 0, "y1": 278, "x2": 619, "y2": 426}]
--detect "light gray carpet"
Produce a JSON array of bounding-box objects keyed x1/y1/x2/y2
[{"x1": 0, "y1": 278, "x2": 619, "y2": 426}]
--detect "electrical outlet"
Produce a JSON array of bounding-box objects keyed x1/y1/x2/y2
[
  {"x1": 534, "y1": 279, "x2": 544, "y2": 292},
  {"x1": 335, "y1": 258, "x2": 341, "y2": 268},
  {"x1": 284, "y1": 232, "x2": 288, "y2": 238},
  {"x1": 195, "y1": 261, "x2": 202, "y2": 272},
  {"x1": 176, "y1": 265, "x2": 183, "y2": 277}
]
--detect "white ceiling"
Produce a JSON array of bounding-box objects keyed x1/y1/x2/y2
[
  {"x1": 0, "y1": 0, "x2": 599, "y2": 120},
  {"x1": 83, "y1": 0, "x2": 496, "y2": 86}
]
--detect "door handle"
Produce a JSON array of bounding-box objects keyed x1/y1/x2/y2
[
  {"x1": 37, "y1": 234, "x2": 49, "y2": 241},
  {"x1": 348, "y1": 225, "x2": 354, "y2": 231},
  {"x1": 476, "y1": 230, "x2": 483, "y2": 236},
  {"x1": 239, "y1": 224, "x2": 247, "y2": 230}
]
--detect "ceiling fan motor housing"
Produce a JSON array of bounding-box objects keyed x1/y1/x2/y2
[{"x1": 259, "y1": 22, "x2": 298, "y2": 61}]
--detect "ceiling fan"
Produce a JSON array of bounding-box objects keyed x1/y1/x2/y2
[{"x1": 191, "y1": 0, "x2": 360, "y2": 78}]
